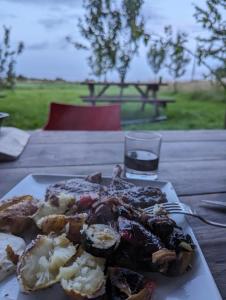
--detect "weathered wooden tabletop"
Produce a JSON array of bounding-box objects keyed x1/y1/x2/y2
[{"x1": 0, "y1": 130, "x2": 226, "y2": 298}]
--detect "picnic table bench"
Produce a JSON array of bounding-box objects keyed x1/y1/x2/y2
[{"x1": 80, "y1": 81, "x2": 175, "y2": 121}]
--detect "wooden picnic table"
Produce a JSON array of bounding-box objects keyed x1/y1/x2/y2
[
  {"x1": 0, "y1": 129, "x2": 226, "y2": 299},
  {"x1": 80, "y1": 81, "x2": 175, "y2": 121}
]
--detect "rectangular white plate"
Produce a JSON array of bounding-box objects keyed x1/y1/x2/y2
[{"x1": 0, "y1": 174, "x2": 222, "y2": 300}]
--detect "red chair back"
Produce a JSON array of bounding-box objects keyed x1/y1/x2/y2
[{"x1": 44, "y1": 103, "x2": 121, "y2": 130}]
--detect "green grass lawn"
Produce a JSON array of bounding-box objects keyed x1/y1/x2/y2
[{"x1": 0, "y1": 81, "x2": 225, "y2": 130}]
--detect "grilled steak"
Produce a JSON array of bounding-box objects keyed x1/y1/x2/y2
[
  {"x1": 45, "y1": 168, "x2": 167, "y2": 209},
  {"x1": 108, "y1": 177, "x2": 167, "y2": 208},
  {"x1": 45, "y1": 178, "x2": 107, "y2": 206}
]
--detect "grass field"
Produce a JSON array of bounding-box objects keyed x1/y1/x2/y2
[{"x1": 0, "y1": 80, "x2": 225, "y2": 130}]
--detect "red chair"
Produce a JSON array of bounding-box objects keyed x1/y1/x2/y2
[{"x1": 44, "y1": 102, "x2": 121, "y2": 130}]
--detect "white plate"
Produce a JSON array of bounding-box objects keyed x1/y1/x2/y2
[{"x1": 0, "y1": 174, "x2": 222, "y2": 300}]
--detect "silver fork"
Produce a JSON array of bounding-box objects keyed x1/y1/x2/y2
[{"x1": 144, "y1": 202, "x2": 226, "y2": 228}]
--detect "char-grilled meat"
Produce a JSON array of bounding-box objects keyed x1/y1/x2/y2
[
  {"x1": 107, "y1": 267, "x2": 155, "y2": 300},
  {"x1": 45, "y1": 178, "x2": 107, "y2": 206},
  {"x1": 45, "y1": 167, "x2": 167, "y2": 209},
  {"x1": 118, "y1": 217, "x2": 163, "y2": 259},
  {"x1": 166, "y1": 228, "x2": 195, "y2": 252},
  {"x1": 146, "y1": 216, "x2": 178, "y2": 241},
  {"x1": 86, "y1": 172, "x2": 102, "y2": 184},
  {"x1": 108, "y1": 177, "x2": 167, "y2": 208}
]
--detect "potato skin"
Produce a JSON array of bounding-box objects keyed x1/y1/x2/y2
[
  {"x1": 65, "y1": 284, "x2": 106, "y2": 300},
  {"x1": 17, "y1": 234, "x2": 76, "y2": 292},
  {"x1": 0, "y1": 195, "x2": 38, "y2": 234}
]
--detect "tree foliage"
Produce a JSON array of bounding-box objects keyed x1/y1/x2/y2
[
  {"x1": 146, "y1": 38, "x2": 167, "y2": 77},
  {"x1": 165, "y1": 29, "x2": 191, "y2": 92},
  {"x1": 69, "y1": 0, "x2": 147, "y2": 82},
  {"x1": 0, "y1": 26, "x2": 24, "y2": 89},
  {"x1": 193, "y1": 0, "x2": 226, "y2": 89},
  {"x1": 147, "y1": 27, "x2": 190, "y2": 91}
]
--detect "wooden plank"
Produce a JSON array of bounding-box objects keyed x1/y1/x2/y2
[
  {"x1": 81, "y1": 96, "x2": 175, "y2": 104},
  {"x1": 1, "y1": 140, "x2": 226, "y2": 169},
  {"x1": 180, "y1": 193, "x2": 226, "y2": 299},
  {"x1": 79, "y1": 81, "x2": 166, "y2": 87},
  {"x1": 29, "y1": 130, "x2": 226, "y2": 144},
  {"x1": 1, "y1": 159, "x2": 226, "y2": 197}
]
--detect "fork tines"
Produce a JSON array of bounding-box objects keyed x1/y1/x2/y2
[{"x1": 144, "y1": 202, "x2": 183, "y2": 215}]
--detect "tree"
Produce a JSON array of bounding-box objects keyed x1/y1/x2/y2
[
  {"x1": 0, "y1": 26, "x2": 24, "y2": 89},
  {"x1": 166, "y1": 30, "x2": 191, "y2": 93},
  {"x1": 68, "y1": 0, "x2": 148, "y2": 84},
  {"x1": 146, "y1": 0, "x2": 225, "y2": 92},
  {"x1": 146, "y1": 27, "x2": 190, "y2": 92},
  {"x1": 193, "y1": 0, "x2": 226, "y2": 89},
  {"x1": 114, "y1": 0, "x2": 148, "y2": 85},
  {"x1": 67, "y1": 0, "x2": 121, "y2": 80},
  {"x1": 147, "y1": 39, "x2": 166, "y2": 79}
]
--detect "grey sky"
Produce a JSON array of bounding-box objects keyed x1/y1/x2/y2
[{"x1": 0, "y1": 0, "x2": 216, "y2": 81}]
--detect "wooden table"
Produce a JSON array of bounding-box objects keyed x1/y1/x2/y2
[
  {"x1": 0, "y1": 130, "x2": 226, "y2": 299},
  {"x1": 80, "y1": 81, "x2": 175, "y2": 120}
]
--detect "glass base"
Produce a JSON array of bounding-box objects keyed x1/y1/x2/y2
[{"x1": 124, "y1": 168, "x2": 158, "y2": 181}]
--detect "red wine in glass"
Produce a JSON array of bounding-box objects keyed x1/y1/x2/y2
[{"x1": 124, "y1": 150, "x2": 159, "y2": 172}]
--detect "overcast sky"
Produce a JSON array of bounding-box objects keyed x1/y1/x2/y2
[{"x1": 0, "y1": 0, "x2": 214, "y2": 81}]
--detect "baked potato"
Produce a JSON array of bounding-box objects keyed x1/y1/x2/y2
[
  {"x1": 0, "y1": 232, "x2": 26, "y2": 282},
  {"x1": 0, "y1": 195, "x2": 38, "y2": 234},
  {"x1": 59, "y1": 249, "x2": 106, "y2": 299},
  {"x1": 17, "y1": 234, "x2": 77, "y2": 292}
]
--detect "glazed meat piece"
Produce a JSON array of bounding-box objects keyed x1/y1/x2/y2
[
  {"x1": 87, "y1": 198, "x2": 119, "y2": 226},
  {"x1": 107, "y1": 267, "x2": 155, "y2": 300},
  {"x1": 45, "y1": 178, "x2": 107, "y2": 205},
  {"x1": 108, "y1": 177, "x2": 167, "y2": 208},
  {"x1": 86, "y1": 172, "x2": 102, "y2": 184},
  {"x1": 118, "y1": 217, "x2": 163, "y2": 260},
  {"x1": 166, "y1": 228, "x2": 195, "y2": 252},
  {"x1": 146, "y1": 216, "x2": 178, "y2": 241}
]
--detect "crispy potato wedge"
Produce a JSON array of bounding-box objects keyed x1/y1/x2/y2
[
  {"x1": 0, "y1": 195, "x2": 38, "y2": 234},
  {"x1": 37, "y1": 213, "x2": 87, "y2": 243}
]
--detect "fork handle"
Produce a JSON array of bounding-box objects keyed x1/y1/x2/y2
[
  {"x1": 172, "y1": 212, "x2": 226, "y2": 228},
  {"x1": 195, "y1": 215, "x2": 226, "y2": 228}
]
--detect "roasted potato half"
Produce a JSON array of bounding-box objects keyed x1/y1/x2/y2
[
  {"x1": 0, "y1": 195, "x2": 39, "y2": 234},
  {"x1": 59, "y1": 249, "x2": 106, "y2": 299},
  {"x1": 17, "y1": 234, "x2": 77, "y2": 292}
]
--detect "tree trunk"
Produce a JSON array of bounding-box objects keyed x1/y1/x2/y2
[{"x1": 173, "y1": 81, "x2": 178, "y2": 93}]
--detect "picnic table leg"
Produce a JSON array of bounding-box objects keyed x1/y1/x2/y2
[
  {"x1": 88, "y1": 83, "x2": 95, "y2": 97},
  {"x1": 88, "y1": 83, "x2": 96, "y2": 106},
  {"x1": 152, "y1": 89, "x2": 160, "y2": 120},
  {"x1": 153, "y1": 103, "x2": 160, "y2": 119},
  {"x1": 141, "y1": 100, "x2": 146, "y2": 111}
]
